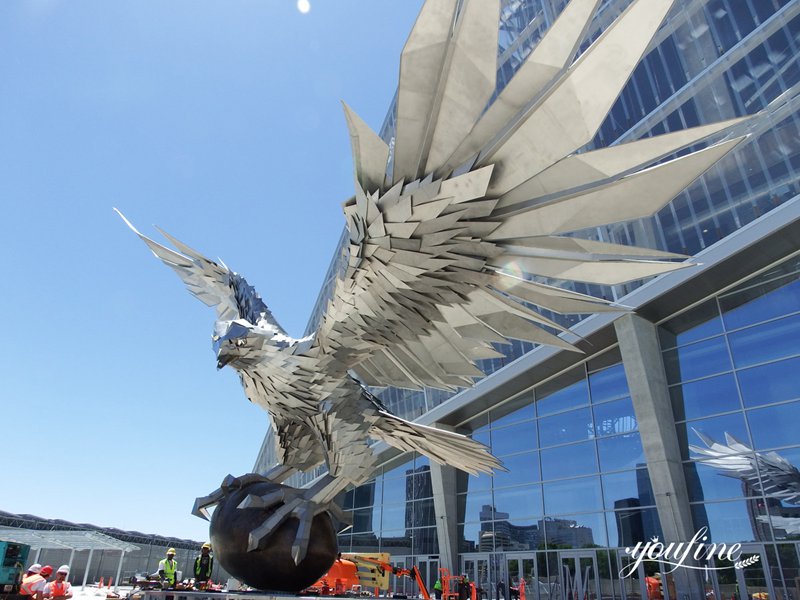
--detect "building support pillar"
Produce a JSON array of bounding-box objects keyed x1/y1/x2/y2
[
  {"x1": 430, "y1": 460, "x2": 459, "y2": 574},
  {"x1": 67, "y1": 549, "x2": 75, "y2": 582},
  {"x1": 81, "y1": 549, "x2": 94, "y2": 590},
  {"x1": 615, "y1": 313, "x2": 703, "y2": 600},
  {"x1": 113, "y1": 550, "x2": 126, "y2": 592}
]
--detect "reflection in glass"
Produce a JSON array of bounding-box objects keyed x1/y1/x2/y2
[
  {"x1": 658, "y1": 299, "x2": 723, "y2": 348},
  {"x1": 493, "y1": 451, "x2": 540, "y2": 488},
  {"x1": 382, "y1": 503, "x2": 407, "y2": 531},
  {"x1": 602, "y1": 469, "x2": 654, "y2": 510},
  {"x1": 684, "y1": 460, "x2": 753, "y2": 502},
  {"x1": 691, "y1": 500, "x2": 770, "y2": 543},
  {"x1": 492, "y1": 517, "x2": 542, "y2": 551},
  {"x1": 605, "y1": 508, "x2": 662, "y2": 548},
  {"x1": 593, "y1": 396, "x2": 637, "y2": 436},
  {"x1": 541, "y1": 440, "x2": 597, "y2": 480},
  {"x1": 459, "y1": 490, "x2": 493, "y2": 524},
  {"x1": 662, "y1": 336, "x2": 731, "y2": 384},
  {"x1": 538, "y1": 406, "x2": 593, "y2": 447},
  {"x1": 738, "y1": 356, "x2": 800, "y2": 407},
  {"x1": 670, "y1": 373, "x2": 740, "y2": 421},
  {"x1": 544, "y1": 512, "x2": 607, "y2": 548},
  {"x1": 536, "y1": 368, "x2": 589, "y2": 416},
  {"x1": 543, "y1": 476, "x2": 603, "y2": 516},
  {"x1": 597, "y1": 433, "x2": 645, "y2": 472},
  {"x1": 490, "y1": 401, "x2": 535, "y2": 427},
  {"x1": 719, "y1": 264, "x2": 800, "y2": 331},
  {"x1": 676, "y1": 413, "x2": 750, "y2": 459},
  {"x1": 494, "y1": 484, "x2": 543, "y2": 519},
  {"x1": 588, "y1": 363, "x2": 630, "y2": 403},
  {"x1": 748, "y1": 401, "x2": 800, "y2": 450},
  {"x1": 728, "y1": 313, "x2": 800, "y2": 368},
  {"x1": 491, "y1": 420, "x2": 537, "y2": 456}
]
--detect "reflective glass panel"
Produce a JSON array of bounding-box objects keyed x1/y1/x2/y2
[
  {"x1": 491, "y1": 518, "x2": 542, "y2": 551},
  {"x1": 465, "y1": 471, "x2": 493, "y2": 493},
  {"x1": 747, "y1": 400, "x2": 800, "y2": 450},
  {"x1": 544, "y1": 512, "x2": 608, "y2": 548},
  {"x1": 677, "y1": 412, "x2": 751, "y2": 459},
  {"x1": 381, "y1": 502, "x2": 408, "y2": 531},
  {"x1": 738, "y1": 356, "x2": 800, "y2": 407},
  {"x1": 538, "y1": 406, "x2": 593, "y2": 447},
  {"x1": 597, "y1": 433, "x2": 645, "y2": 472},
  {"x1": 728, "y1": 313, "x2": 800, "y2": 368},
  {"x1": 540, "y1": 440, "x2": 597, "y2": 480},
  {"x1": 719, "y1": 264, "x2": 800, "y2": 331},
  {"x1": 602, "y1": 468, "x2": 655, "y2": 510},
  {"x1": 684, "y1": 459, "x2": 753, "y2": 502},
  {"x1": 352, "y1": 507, "x2": 380, "y2": 534},
  {"x1": 491, "y1": 420, "x2": 538, "y2": 456},
  {"x1": 589, "y1": 363, "x2": 630, "y2": 403},
  {"x1": 459, "y1": 490, "x2": 493, "y2": 524},
  {"x1": 662, "y1": 336, "x2": 732, "y2": 384},
  {"x1": 543, "y1": 476, "x2": 603, "y2": 515},
  {"x1": 669, "y1": 373, "x2": 741, "y2": 421},
  {"x1": 536, "y1": 368, "x2": 589, "y2": 416},
  {"x1": 658, "y1": 299, "x2": 723, "y2": 348},
  {"x1": 691, "y1": 500, "x2": 770, "y2": 543},
  {"x1": 382, "y1": 475, "x2": 410, "y2": 506},
  {"x1": 459, "y1": 522, "x2": 488, "y2": 553},
  {"x1": 354, "y1": 480, "x2": 379, "y2": 508},
  {"x1": 379, "y1": 529, "x2": 413, "y2": 553},
  {"x1": 606, "y1": 508, "x2": 662, "y2": 548},
  {"x1": 492, "y1": 484, "x2": 543, "y2": 519},
  {"x1": 490, "y1": 401, "x2": 535, "y2": 427},
  {"x1": 413, "y1": 527, "x2": 438, "y2": 555},
  {"x1": 593, "y1": 396, "x2": 637, "y2": 436},
  {"x1": 493, "y1": 451, "x2": 540, "y2": 488}
]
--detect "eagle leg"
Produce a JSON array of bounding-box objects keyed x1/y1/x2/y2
[{"x1": 238, "y1": 474, "x2": 352, "y2": 565}]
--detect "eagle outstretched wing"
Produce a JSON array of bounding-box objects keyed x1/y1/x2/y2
[
  {"x1": 115, "y1": 209, "x2": 285, "y2": 334},
  {"x1": 310, "y1": 0, "x2": 748, "y2": 391}
]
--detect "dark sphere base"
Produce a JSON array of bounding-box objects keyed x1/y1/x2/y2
[{"x1": 209, "y1": 481, "x2": 337, "y2": 592}]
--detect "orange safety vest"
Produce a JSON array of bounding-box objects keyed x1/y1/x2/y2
[
  {"x1": 49, "y1": 581, "x2": 69, "y2": 597},
  {"x1": 20, "y1": 574, "x2": 45, "y2": 596}
]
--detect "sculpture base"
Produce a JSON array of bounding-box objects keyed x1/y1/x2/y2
[{"x1": 209, "y1": 481, "x2": 338, "y2": 592}]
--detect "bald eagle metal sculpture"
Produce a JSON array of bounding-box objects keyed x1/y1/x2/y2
[{"x1": 119, "y1": 0, "x2": 750, "y2": 590}]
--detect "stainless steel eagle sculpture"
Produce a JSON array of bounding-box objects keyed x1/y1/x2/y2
[{"x1": 119, "y1": 0, "x2": 749, "y2": 585}]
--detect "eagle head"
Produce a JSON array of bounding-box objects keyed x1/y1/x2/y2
[{"x1": 212, "y1": 319, "x2": 267, "y2": 370}]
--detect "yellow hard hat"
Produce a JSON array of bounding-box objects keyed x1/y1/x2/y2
[
  {"x1": 167, "y1": 548, "x2": 176, "y2": 555},
  {"x1": 202, "y1": 543, "x2": 211, "y2": 550}
]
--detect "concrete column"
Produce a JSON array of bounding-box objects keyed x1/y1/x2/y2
[
  {"x1": 113, "y1": 551, "x2": 126, "y2": 592},
  {"x1": 67, "y1": 549, "x2": 75, "y2": 582},
  {"x1": 430, "y1": 460, "x2": 459, "y2": 574},
  {"x1": 614, "y1": 313, "x2": 703, "y2": 600},
  {"x1": 81, "y1": 549, "x2": 94, "y2": 590}
]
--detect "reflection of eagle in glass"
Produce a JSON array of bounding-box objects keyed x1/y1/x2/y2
[
  {"x1": 120, "y1": 0, "x2": 748, "y2": 571},
  {"x1": 690, "y1": 430, "x2": 800, "y2": 504}
]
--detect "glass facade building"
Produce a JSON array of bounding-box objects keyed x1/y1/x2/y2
[{"x1": 255, "y1": 1, "x2": 800, "y2": 598}]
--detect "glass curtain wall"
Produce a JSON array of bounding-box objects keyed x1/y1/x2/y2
[{"x1": 660, "y1": 253, "x2": 800, "y2": 599}]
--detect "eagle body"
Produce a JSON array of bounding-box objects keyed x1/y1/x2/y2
[{"x1": 119, "y1": 0, "x2": 755, "y2": 574}]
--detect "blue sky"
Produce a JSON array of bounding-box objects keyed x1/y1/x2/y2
[{"x1": 0, "y1": 0, "x2": 423, "y2": 541}]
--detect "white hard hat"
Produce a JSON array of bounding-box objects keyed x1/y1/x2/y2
[
  {"x1": 29, "y1": 564, "x2": 42, "y2": 574},
  {"x1": 57, "y1": 565, "x2": 70, "y2": 575}
]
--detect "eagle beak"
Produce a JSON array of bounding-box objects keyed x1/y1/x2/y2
[{"x1": 216, "y1": 354, "x2": 234, "y2": 370}]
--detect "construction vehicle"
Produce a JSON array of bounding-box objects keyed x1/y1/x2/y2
[
  {"x1": 0, "y1": 541, "x2": 30, "y2": 595},
  {"x1": 349, "y1": 555, "x2": 431, "y2": 600},
  {"x1": 303, "y1": 553, "x2": 434, "y2": 598},
  {"x1": 438, "y1": 568, "x2": 479, "y2": 600}
]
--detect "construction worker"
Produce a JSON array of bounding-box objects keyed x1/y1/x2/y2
[
  {"x1": 158, "y1": 549, "x2": 178, "y2": 588},
  {"x1": 44, "y1": 566, "x2": 73, "y2": 599},
  {"x1": 433, "y1": 578, "x2": 443, "y2": 600},
  {"x1": 20, "y1": 564, "x2": 46, "y2": 600},
  {"x1": 193, "y1": 543, "x2": 213, "y2": 589}
]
